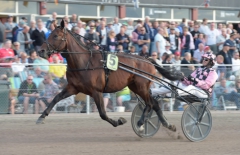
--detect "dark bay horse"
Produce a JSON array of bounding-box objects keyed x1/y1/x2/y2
[{"x1": 36, "y1": 20, "x2": 180, "y2": 132}]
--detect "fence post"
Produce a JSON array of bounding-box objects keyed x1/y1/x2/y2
[{"x1": 86, "y1": 95, "x2": 90, "y2": 114}]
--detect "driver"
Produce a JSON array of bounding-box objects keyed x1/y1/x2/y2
[{"x1": 150, "y1": 52, "x2": 218, "y2": 98}]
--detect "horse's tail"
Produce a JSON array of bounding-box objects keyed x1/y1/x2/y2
[{"x1": 148, "y1": 58, "x2": 183, "y2": 81}]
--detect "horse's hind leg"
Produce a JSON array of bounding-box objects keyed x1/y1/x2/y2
[
  {"x1": 36, "y1": 87, "x2": 76, "y2": 124},
  {"x1": 92, "y1": 91, "x2": 127, "y2": 127},
  {"x1": 151, "y1": 97, "x2": 176, "y2": 132}
]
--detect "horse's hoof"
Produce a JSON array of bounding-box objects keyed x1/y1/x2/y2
[
  {"x1": 168, "y1": 124, "x2": 177, "y2": 132},
  {"x1": 139, "y1": 125, "x2": 144, "y2": 132},
  {"x1": 118, "y1": 117, "x2": 127, "y2": 125},
  {"x1": 36, "y1": 117, "x2": 45, "y2": 124}
]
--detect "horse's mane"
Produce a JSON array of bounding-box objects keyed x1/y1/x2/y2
[{"x1": 148, "y1": 58, "x2": 184, "y2": 81}]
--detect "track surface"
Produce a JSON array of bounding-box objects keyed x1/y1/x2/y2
[{"x1": 0, "y1": 111, "x2": 240, "y2": 155}]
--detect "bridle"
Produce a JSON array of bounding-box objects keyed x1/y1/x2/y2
[{"x1": 43, "y1": 26, "x2": 68, "y2": 57}]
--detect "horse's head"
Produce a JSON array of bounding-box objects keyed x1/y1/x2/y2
[{"x1": 38, "y1": 19, "x2": 68, "y2": 59}]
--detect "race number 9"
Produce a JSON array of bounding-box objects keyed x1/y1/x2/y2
[{"x1": 107, "y1": 54, "x2": 118, "y2": 71}]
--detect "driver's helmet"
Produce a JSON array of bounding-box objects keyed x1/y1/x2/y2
[
  {"x1": 202, "y1": 52, "x2": 215, "y2": 61},
  {"x1": 202, "y1": 52, "x2": 216, "y2": 66}
]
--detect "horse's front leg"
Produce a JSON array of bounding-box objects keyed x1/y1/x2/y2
[
  {"x1": 92, "y1": 91, "x2": 127, "y2": 127},
  {"x1": 36, "y1": 87, "x2": 75, "y2": 124}
]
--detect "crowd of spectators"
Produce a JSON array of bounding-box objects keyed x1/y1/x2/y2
[{"x1": 1, "y1": 12, "x2": 240, "y2": 113}]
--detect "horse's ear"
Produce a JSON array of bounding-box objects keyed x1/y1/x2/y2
[{"x1": 60, "y1": 19, "x2": 64, "y2": 28}]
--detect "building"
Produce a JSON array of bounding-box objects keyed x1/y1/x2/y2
[{"x1": 0, "y1": 0, "x2": 239, "y2": 26}]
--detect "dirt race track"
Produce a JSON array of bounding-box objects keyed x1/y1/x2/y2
[{"x1": 0, "y1": 111, "x2": 240, "y2": 155}]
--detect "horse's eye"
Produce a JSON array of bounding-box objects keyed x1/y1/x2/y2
[{"x1": 53, "y1": 35, "x2": 58, "y2": 39}]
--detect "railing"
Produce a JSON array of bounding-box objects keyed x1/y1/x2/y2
[{"x1": 0, "y1": 63, "x2": 240, "y2": 114}]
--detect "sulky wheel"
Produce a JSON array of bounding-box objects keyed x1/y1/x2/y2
[
  {"x1": 181, "y1": 102, "x2": 212, "y2": 142},
  {"x1": 131, "y1": 102, "x2": 161, "y2": 138}
]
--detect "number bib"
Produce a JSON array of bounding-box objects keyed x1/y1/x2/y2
[{"x1": 106, "y1": 54, "x2": 118, "y2": 71}]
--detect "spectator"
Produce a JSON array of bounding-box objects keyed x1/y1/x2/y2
[
  {"x1": 69, "y1": 14, "x2": 78, "y2": 28},
  {"x1": 155, "y1": 28, "x2": 166, "y2": 59},
  {"x1": 49, "y1": 56, "x2": 66, "y2": 84},
  {"x1": 106, "y1": 21, "x2": 113, "y2": 34},
  {"x1": 179, "y1": 18, "x2": 187, "y2": 31},
  {"x1": 106, "y1": 30, "x2": 117, "y2": 52},
  {"x1": 17, "y1": 75, "x2": 39, "y2": 114},
  {"x1": 63, "y1": 16, "x2": 72, "y2": 30},
  {"x1": 206, "y1": 22, "x2": 219, "y2": 54},
  {"x1": 150, "y1": 52, "x2": 161, "y2": 65},
  {"x1": 214, "y1": 78, "x2": 240, "y2": 110},
  {"x1": 46, "y1": 12, "x2": 57, "y2": 30},
  {"x1": 199, "y1": 18, "x2": 210, "y2": 35},
  {"x1": 0, "y1": 20, "x2": 6, "y2": 48},
  {"x1": 171, "y1": 51, "x2": 181, "y2": 70},
  {"x1": 131, "y1": 24, "x2": 142, "y2": 53},
  {"x1": 28, "y1": 50, "x2": 37, "y2": 64},
  {"x1": 33, "y1": 67, "x2": 44, "y2": 78},
  {"x1": 216, "y1": 28, "x2": 229, "y2": 51},
  {"x1": 20, "y1": 52, "x2": 28, "y2": 64},
  {"x1": 4, "y1": 15, "x2": 16, "y2": 41},
  {"x1": 225, "y1": 32, "x2": 238, "y2": 57},
  {"x1": 77, "y1": 21, "x2": 86, "y2": 38},
  {"x1": 232, "y1": 51, "x2": 240, "y2": 75},
  {"x1": 0, "y1": 40, "x2": 15, "y2": 63},
  {"x1": 116, "y1": 45, "x2": 124, "y2": 53},
  {"x1": 176, "y1": 22, "x2": 183, "y2": 34},
  {"x1": 31, "y1": 21, "x2": 46, "y2": 52},
  {"x1": 98, "y1": 21, "x2": 108, "y2": 50},
  {"x1": 227, "y1": 23, "x2": 233, "y2": 34},
  {"x1": 126, "y1": 19, "x2": 134, "y2": 39},
  {"x1": 11, "y1": 57, "x2": 25, "y2": 77},
  {"x1": 236, "y1": 23, "x2": 240, "y2": 34},
  {"x1": 36, "y1": 73, "x2": 59, "y2": 113},
  {"x1": 143, "y1": 16, "x2": 152, "y2": 37},
  {"x1": 217, "y1": 23, "x2": 223, "y2": 34},
  {"x1": 215, "y1": 55, "x2": 226, "y2": 80},
  {"x1": 137, "y1": 27, "x2": 150, "y2": 53},
  {"x1": 168, "y1": 21, "x2": 180, "y2": 34},
  {"x1": 194, "y1": 33, "x2": 205, "y2": 50},
  {"x1": 45, "y1": 20, "x2": 56, "y2": 39},
  {"x1": 188, "y1": 20, "x2": 194, "y2": 32},
  {"x1": 84, "y1": 23, "x2": 99, "y2": 46},
  {"x1": 217, "y1": 42, "x2": 232, "y2": 66},
  {"x1": 163, "y1": 27, "x2": 170, "y2": 43},
  {"x1": 139, "y1": 45, "x2": 149, "y2": 57},
  {"x1": 128, "y1": 46, "x2": 138, "y2": 55},
  {"x1": 235, "y1": 77, "x2": 240, "y2": 93},
  {"x1": 150, "y1": 21, "x2": 160, "y2": 54},
  {"x1": 193, "y1": 43, "x2": 205, "y2": 63},
  {"x1": 12, "y1": 20, "x2": 25, "y2": 43},
  {"x1": 204, "y1": 46, "x2": 212, "y2": 53},
  {"x1": 191, "y1": 24, "x2": 200, "y2": 43},
  {"x1": 13, "y1": 42, "x2": 21, "y2": 56},
  {"x1": 181, "y1": 52, "x2": 196, "y2": 76},
  {"x1": 29, "y1": 20, "x2": 36, "y2": 36},
  {"x1": 162, "y1": 53, "x2": 173, "y2": 65},
  {"x1": 33, "y1": 55, "x2": 49, "y2": 73},
  {"x1": 116, "y1": 27, "x2": 130, "y2": 52},
  {"x1": 164, "y1": 42, "x2": 172, "y2": 55},
  {"x1": 17, "y1": 25, "x2": 31, "y2": 55},
  {"x1": 116, "y1": 87, "x2": 131, "y2": 111},
  {"x1": 112, "y1": 17, "x2": 122, "y2": 35},
  {"x1": 169, "y1": 28, "x2": 179, "y2": 54},
  {"x1": 180, "y1": 27, "x2": 191, "y2": 56}
]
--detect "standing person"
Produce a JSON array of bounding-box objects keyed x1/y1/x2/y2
[
  {"x1": 191, "y1": 24, "x2": 200, "y2": 43},
  {"x1": 84, "y1": 23, "x2": 99, "y2": 49},
  {"x1": 206, "y1": 22, "x2": 219, "y2": 54},
  {"x1": 131, "y1": 24, "x2": 142, "y2": 53},
  {"x1": 46, "y1": 12, "x2": 57, "y2": 30},
  {"x1": 188, "y1": 20, "x2": 194, "y2": 32},
  {"x1": 31, "y1": 21, "x2": 46, "y2": 52},
  {"x1": 12, "y1": 20, "x2": 25, "y2": 43},
  {"x1": 217, "y1": 23, "x2": 223, "y2": 34},
  {"x1": 199, "y1": 18, "x2": 210, "y2": 35},
  {"x1": 126, "y1": 19, "x2": 134, "y2": 39},
  {"x1": 98, "y1": 21, "x2": 107, "y2": 50},
  {"x1": 231, "y1": 51, "x2": 240, "y2": 75},
  {"x1": 106, "y1": 30, "x2": 117, "y2": 52},
  {"x1": 69, "y1": 14, "x2": 78, "y2": 28},
  {"x1": 169, "y1": 28, "x2": 179, "y2": 54},
  {"x1": 17, "y1": 75, "x2": 39, "y2": 114},
  {"x1": 137, "y1": 27, "x2": 150, "y2": 53},
  {"x1": 0, "y1": 20, "x2": 6, "y2": 48},
  {"x1": 77, "y1": 21, "x2": 86, "y2": 37},
  {"x1": 180, "y1": 27, "x2": 191, "y2": 56},
  {"x1": 4, "y1": 15, "x2": 16, "y2": 41},
  {"x1": 216, "y1": 28, "x2": 229, "y2": 52},
  {"x1": 155, "y1": 28, "x2": 166, "y2": 59},
  {"x1": 225, "y1": 32, "x2": 238, "y2": 57},
  {"x1": 116, "y1": 27, "x2": 130, "y2": 52},
  {"x1": 112, "y1": 17, "x2": 122, "y2": 35},
  {"x1": 17, "y1": 26, "x2": 31, "y2": 54},
  {"x1": 194, "y1": 33, "x2": 205, "y2": 50},
  {"x1": 29, "y1": 20, "x2": 36, "y2": 36},
  {"x1": 143, "y1": 16, "x2": 152, "y2": 38}
]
